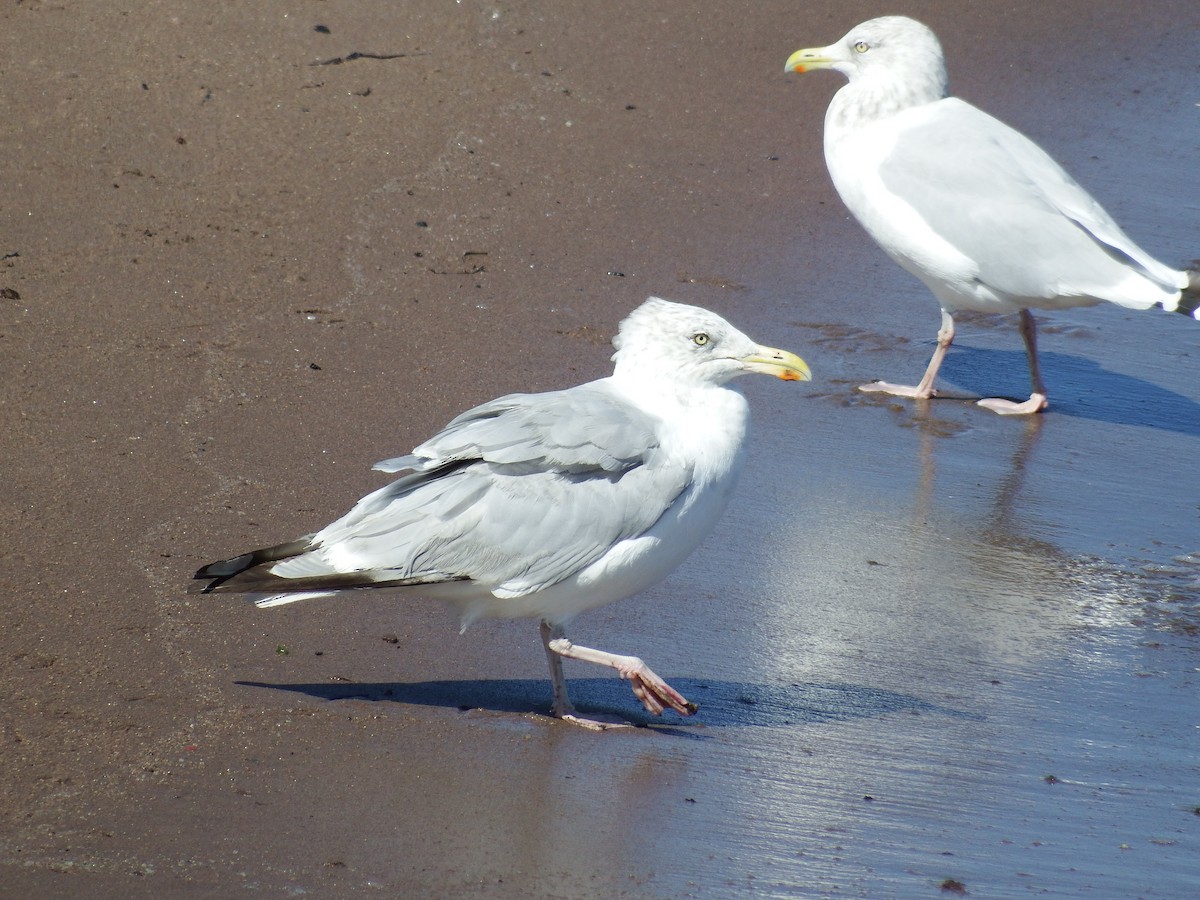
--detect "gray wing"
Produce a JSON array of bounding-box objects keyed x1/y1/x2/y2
[
  {"x1": 373, "y1": 383, "x2": 658, "y2": 475},
  {"x1": 276, "y1": 382, "x2": 692, "y2": 597},
  {"x1": 879, "y1": 98, "x2": 1180, "y2": 303}
]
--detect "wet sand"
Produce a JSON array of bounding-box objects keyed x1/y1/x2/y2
[{"x1": 2, "y1": 1, "x2": 1198, "y2": 896}]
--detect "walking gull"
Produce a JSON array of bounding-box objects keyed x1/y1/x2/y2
[
  {"x1": 786, "y1": 15, "x2": 1196, "y2": 414},
  {"x1": 194, "y1": 297, "x2": 811, "y2": 729}
]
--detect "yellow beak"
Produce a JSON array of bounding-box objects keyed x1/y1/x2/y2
[
  {"x1": 742, "y1": 347, "x2": 812, "y2": 382},
  {"x1": 784, "y1": 46, "x2": 836, "y2": 74}
]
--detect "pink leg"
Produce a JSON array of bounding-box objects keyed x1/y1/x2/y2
[
  {"x1": 540, "y1": 621, "x2": 576, "y2": 719},
  {"x1": 977, "y1": 309, "x2": 1049, "y2": 415},
  {"x1": 539, "y1": 621, "x2": 696, "y2": 730},
  {"x1": 859, "y1": 309, "x2": 955, "y2": 399}
]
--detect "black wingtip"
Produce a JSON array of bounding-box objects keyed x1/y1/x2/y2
[
  {"x1": 194, "y1": 553, "x2": 255, "y2": 580},
  {"x1": 192, "y1": 537, "x2": 315, "y2": 594},
  {"x1": 1175, "y1": 270, "x2": 1200, "y2": 319}
]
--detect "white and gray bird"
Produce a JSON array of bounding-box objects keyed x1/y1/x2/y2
[
  {"x1": 786, "y1": 15, "x2": 1195, "y2": 414},
  {"x1": 194, "y1": 297, "x2": 811, "y2": 729}
]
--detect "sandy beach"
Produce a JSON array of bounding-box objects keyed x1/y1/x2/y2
[{"x1": 2, "y1": 1, "x2": 1198, "y2": 895}]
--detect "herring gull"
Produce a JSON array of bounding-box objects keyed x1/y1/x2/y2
[
  {"x1": 193, "y1": 297, "x2": 811, "y2": 729},
  {"x1": 786, "y1": 15, "x2": 1196, "y2": 414}
]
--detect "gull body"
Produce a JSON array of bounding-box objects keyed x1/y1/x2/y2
[
  {"x1": 787, "y1": 15, "x2": 1194, "y2": 414},
  {"x1": 194, "y1": 297, "x2": 811, "y2": 728}
]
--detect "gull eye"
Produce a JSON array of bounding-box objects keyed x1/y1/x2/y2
[
  {"x1": 692, "y1": 332, "x2": 710, "y2": 347},
  {"x1": 853, "y1": 40, "x2": 870, "y2": 53}
]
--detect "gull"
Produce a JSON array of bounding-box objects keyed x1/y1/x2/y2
[
  {"x1": 786, "y1": 15, "x2": 1196, "y2": 414},
  {"x1": 193, "y1": 297, "x2": 811, "y2": 729}
]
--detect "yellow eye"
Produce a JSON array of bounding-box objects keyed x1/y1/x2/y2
[
  {"x1": 692, "y1": 332, "x2": 710, "y2": 346},
  {"x1": 853, "y1": 40, "x2": 869, "y2": 53}
]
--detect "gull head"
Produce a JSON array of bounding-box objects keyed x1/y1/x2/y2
[
  {"x1": 785, "y1": 15, "x2": 947, "y2": 107},
  {"x1": 611, "y1": 297, "x2": 811, "y2": 387}
]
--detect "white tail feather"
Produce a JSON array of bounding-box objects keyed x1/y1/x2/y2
[{"x1": 253, "y1": 591, "x2": 336, "y2": 608}]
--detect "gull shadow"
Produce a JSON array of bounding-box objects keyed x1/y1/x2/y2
[
  {"x1": 236, "y1": 677, "x2": 976, "y2": 729},
  {"x1": 941, "y1": 345, "x2": 1200, "y2": 434}
]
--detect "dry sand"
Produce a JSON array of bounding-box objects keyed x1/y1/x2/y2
[{"x1": 3, "y1": 1, "x2": 1198, "y2": 896}]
